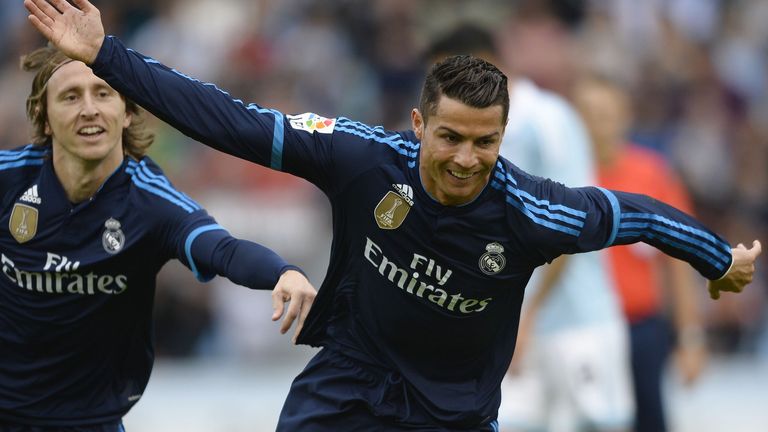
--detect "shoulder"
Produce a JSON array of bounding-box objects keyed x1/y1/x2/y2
[
  {"x1": 0, "y1": 144, "x2": 48, "y2": 174},
  {"x1": 123, "y1": 155, "x2": 204, "y2": 215},
  {"x1": 332, "y1": 116, "x2": 420, "y2": 167},
  {"x1": 0, "y1": 144, "x2": 48, "y2": 187}
]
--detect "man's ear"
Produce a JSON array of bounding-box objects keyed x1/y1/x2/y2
[
  {"x1": 123, "y1": 110, "x2": 132, "y2": 129},
  {"x1": 411, "y1": 108, "x2": 424, "y2": 140}
]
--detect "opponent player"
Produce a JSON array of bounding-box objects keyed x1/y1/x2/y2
[
  {"x1": 0, "y1": 44, "x2": 315, "y2": 430},
  {"x1": 574, "y1": 74, "x2": 708, "y2": 432},
  {"x1": 25, "y1": 0, "x2": 761, "y2": 430}
]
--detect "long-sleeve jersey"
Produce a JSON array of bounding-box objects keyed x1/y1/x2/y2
[
  {"x1": 91, "y1": 36, "x2": 733, "y2": 427},
  {"x1": 0, "y1": 145, "x2": 296, "y2": 426}
]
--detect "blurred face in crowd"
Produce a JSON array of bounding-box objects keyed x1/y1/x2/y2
[
  {"x1": 572, "y1": 77, "x2": 632, "y2": 166},
  {"x1": 45, "y1": 61, "x2": 131, "y2": 168},
  {"x1": 413, "y1": 94, "x2": 505, "y2": 206}
]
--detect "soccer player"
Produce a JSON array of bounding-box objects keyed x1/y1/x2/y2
[
  {"x1": 25, "y1": 0, "x2": 762, "y2": 430},
  {"x1": 0, "y1": 43, "x2": 315, "y2": 430},
  {"x1": 426, "y1": 25, "x2": 634, "y2": 431}
]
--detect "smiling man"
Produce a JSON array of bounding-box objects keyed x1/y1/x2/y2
[
  {"x1": 22, "y1": 0, "x2": 763, "y2": 430},
  {"x1": 0, "y1": 44, "x2": 316, "y2": 431}
]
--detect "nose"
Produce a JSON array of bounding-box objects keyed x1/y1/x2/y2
[
  {"x1": 79, "y1": 94, "x2": 99, "y2": 118},
  {"x1": 453, "y1": 142, "x2": 477, "y2": 168}
]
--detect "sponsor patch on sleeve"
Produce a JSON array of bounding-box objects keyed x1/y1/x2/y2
[{"x1": 287, "y1": 112, "x2": 336, "y2": 134}]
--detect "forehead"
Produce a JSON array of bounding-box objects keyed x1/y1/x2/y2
[
  {"x1": 429, "y1": 95, "x2": 505, "y2": 134},
  {"x1": 47, "y1": 61, "x2": 113, "y2": 93}
]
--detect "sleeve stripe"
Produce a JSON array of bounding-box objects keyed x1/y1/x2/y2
[
  {"x1": 492, "y1": 180, "x2": 580, "y2": 236},
  {"x1": 618, "y1": 221, "x2": 730, "y2": 266},
  {"x1": 126, "y1": 167, "x2": 198, "y2": 213},
  {"x1": 246, "y1": 105, "x2": 285, "y2": 170},
  {"x1": 617, "y1": 230, "x2": 726, "y2": 271},
  {"x1": 0, "y1": 147, "x2": 46, "y2": 162},
  {"x1": 621, "y1": 212, "x2": 727, "y2": 251},
  {"x1": 128, "y1": 161, "x2": 201, "y2": 210},
  {"x1": 336, "y1": 118, "x2": 421, "y2": 150},
  {"x1": 184, "y1": 224, "x2": 226, "y2": 282},
  {"x1": 596, "y1": 187, "x2": 620, "y2": 247},
  {"x1": 493, "y1": 170, "x2": 587, "y2": 219},
  {"x1": 0, "y1": 158, "x2": 44, "y2": 171}
]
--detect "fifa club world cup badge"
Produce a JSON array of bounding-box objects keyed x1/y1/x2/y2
[
  {"x1": 374, "y1": 185, "x2": 414, "y2": 230},
  {"x1": 9, "y1": 204, "x2": 38, "y2": 244},
  {"x1": 479, "y1": 242, "x2": 506, "y2": 275},
  {"x1": 102, "y1": 218, "x2": 125, "y2": 254}
]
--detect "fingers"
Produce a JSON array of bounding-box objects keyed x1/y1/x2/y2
[
  {"x1": 24, "y1": 0, "x2": 54, "y2": 28},
  {"x1": 708, "y1": 283, "x2": 720, "y2": 300},
  {"x1": 26, "y1": 0, "x2": 61, "y2": 18},
  {"x1": 292, "y1": 293, "x2": 315, "y2": 344},
  {"x1": 71, "y1": 0, "x2": 97, "y2": 13},
  {"x1": 26, "y1": 14, "x2": 53, "y2": 40},
  {"x1": 271, "y1": 290, "x2": 286, "y2": 322},
  {"x1": 751, "y1": 239, "x2": 762, "y2": 256},
  {"x1": 281, "y1": 295, "x2": 301, "y2": 335},
  {"x1": 48, "y1": 0, "x2": 76, "y2": 13}
]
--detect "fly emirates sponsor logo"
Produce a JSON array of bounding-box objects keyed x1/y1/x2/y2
[
  {"x1": 364, "y1": 237, "x2": 491, "y2": 314},
  {"x1": 1, "y1": 252, "x2": 128, "y2": 295}
]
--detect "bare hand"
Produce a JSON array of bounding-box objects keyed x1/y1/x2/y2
[
  {"x1": 24, "y1": 0, "x2": 105, "y2": 64},
  {"x1": 707, "y1": 240, "x2": 761, "y2": 300},
  {"x1": 271, "y1": 270, "x2": 317, "y2": 344},
  {"x1": 673, "y1": 343, "x2": 706, "y2": 386}
]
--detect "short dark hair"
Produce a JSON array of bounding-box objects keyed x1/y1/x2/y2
[
  {"x1": 418, "y1": 54, "x2": 509, "y2": 125},
  {"x1": 22, "y1": 44, "x2": 154, "y2": 159}
]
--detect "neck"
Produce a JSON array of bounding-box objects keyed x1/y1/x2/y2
[{"x1": 53, "y1": 151, "x2": 123, "y2": 203}]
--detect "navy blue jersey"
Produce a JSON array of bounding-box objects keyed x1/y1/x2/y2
[
  {"x1": 0, "y1": 144, "x2": 294, "y2": 426},
  {"x1": 91, "y1": 36, "x2": 733, "y2": 427}
]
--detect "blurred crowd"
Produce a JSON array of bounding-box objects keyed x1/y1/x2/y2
[{"x1": 1, "y1": 0, "x2": 766, "y2": 360}]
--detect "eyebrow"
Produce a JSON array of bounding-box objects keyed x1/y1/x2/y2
[
  {"x1": 54, "y1": 82, "x2": 113, "y2": 96},
  {"x1": 436, "y1": 126, "x2": 500, "y2": 140}
]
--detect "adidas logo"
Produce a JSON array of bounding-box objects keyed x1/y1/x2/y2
[
  {"x1": 20, "y1": 185, "x2": 41, "y2": 205},
  {"x1": 392, "y1": 183, "x2": 414, "y2": 206}
]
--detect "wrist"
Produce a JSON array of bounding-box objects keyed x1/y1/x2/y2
[{"x1": 678, "y1": 326, "x2": 706, "y2": 349}]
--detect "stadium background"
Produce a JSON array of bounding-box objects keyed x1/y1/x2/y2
[{"x1": 1, "y1": 0, "x2": 766, "y2": 430}]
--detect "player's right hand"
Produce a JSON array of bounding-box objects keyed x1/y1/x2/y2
[
  {"x1": 707, "y1": 240, "x2": 761, "y2": 300},
  {"x1": 25, "y1": 0, "x2": 105, "y2": 65},
  {"x1": 271, "y1": 270, "x2": 317, "y2": 344}
]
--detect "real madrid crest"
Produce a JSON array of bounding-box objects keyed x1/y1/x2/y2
[
  {"x1": 9, "y1": 204, "x2": 38, "y2": 244},
  {"x1": 478, "y1": 242, "x2": 506, "y2": 275},
  {"x1": 374, "y1": 190, "x2": 412, "y2": 230},
  {"x1": 102, "y1": 218, "x2": 125, "y2": 254}
]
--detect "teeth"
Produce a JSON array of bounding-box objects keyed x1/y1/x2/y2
[
  {"x1": 78, "y1": 126, "x2": 104, "y2": 135},
  {"x1": 449, "y1": 170, "x2": 473, "y2": 179}
]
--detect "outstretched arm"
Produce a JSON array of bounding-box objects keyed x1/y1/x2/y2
[
  {"x1": 188, "y1": 229, "x2": 317, "y2": 344},
  {"x1": 25, "y1": 0, "x2": 104, "y2": 64}
]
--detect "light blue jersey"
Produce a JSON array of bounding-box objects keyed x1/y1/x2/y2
[{"x1": 501, "y1": 79, "x2": 624, "y2": 333}]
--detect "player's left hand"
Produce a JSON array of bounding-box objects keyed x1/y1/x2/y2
[
  {"x1": 707, "y1": 240, "x2": 761, "y2": 300},
  {"x1": 271, "y1": 270, "x2": 317, "y2": 344}
]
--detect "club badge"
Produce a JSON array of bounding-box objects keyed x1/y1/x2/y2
[
  {"x1": 102, "y1": 218, "x2": 125, "y2": 254},
  {"x1": 374, "y1": 191, "x2": 412, "y2": 230},
  {"x1": 478, "y1": 242, "x2": 506, "y2": 275},
  {"x1": 9, "y1": 204, "x2": 38, "y2": 244}
]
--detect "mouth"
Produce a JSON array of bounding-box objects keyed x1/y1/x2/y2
[
  {"x1": 448, "y1": 169, "x2": 476, "y2": 180},
  {"x1": 77, "y1": 126, "x2": 106, "y2": 138}
]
